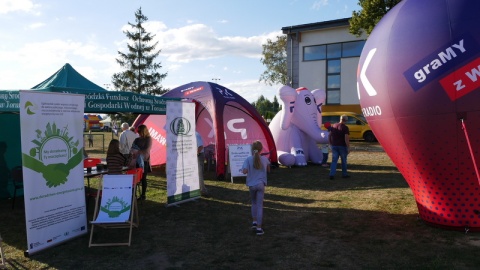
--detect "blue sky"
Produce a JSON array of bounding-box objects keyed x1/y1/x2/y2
[{"x1": 0, "y1": 0, "x2": 360, "y2": 102}]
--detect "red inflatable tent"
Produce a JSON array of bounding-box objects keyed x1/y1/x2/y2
[{"x1": 134, "y1": 81, "x2": 277, "y2": 180}]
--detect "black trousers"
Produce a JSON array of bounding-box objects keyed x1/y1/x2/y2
[{"x1": 139, "y1": 161, "x2": 149, "y2": 197}]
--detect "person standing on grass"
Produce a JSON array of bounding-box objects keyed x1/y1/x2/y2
[
  {"x1": 88, "y1": 130, "x2": 93, "y2": 147},
  {"x1": 320, "y1": 122, "x2": 333, "y2": 168},
  {"x1": 196, "y1": 131, "x2": 210, "y2": 197},
  {"x1": 320, "y1": 143, "x2": 330, "y2": 167},
  {"x1": 328, "y1": 114, "x2": 350, "y2": 180},
  {"x1": 133, "y1": 124, "x2": 152, "y2": 200},
  {"x1": 106, "y1": 139, "x2": 126, "y2": 175},
  {"x1": 82, "y1": 136, "x2": 89, "y2": 159},
  {"x1": 242, "y1": 140, "x2": 270, "y2": 236},
  {"x1": 119, "y1": 122, "x2": 138, "y2": 161}
]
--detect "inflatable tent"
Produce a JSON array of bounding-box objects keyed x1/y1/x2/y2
[{"x1": 134, "y1": 81, "x2": 278, "y2": 180}]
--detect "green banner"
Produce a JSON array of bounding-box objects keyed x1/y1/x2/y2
[
  {"x1": 0, "y1": 91, "x2": 19, "y2": 112},
  {"x1": 1, "y1": 88, "x2": 177, "y2": 114}
]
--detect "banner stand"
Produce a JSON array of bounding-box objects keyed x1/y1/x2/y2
[
  {"x1": 0, "y1": 234, "x2": 5, "y2": 266},
  {"x1": 20, "y1": 91, "x2": 87, "y2": 256},
  {"x1": 165, "y1": 101, "x2": 201, "y2": 206},
  {"x1": 165, "y1": 197, "x2": 199, "y2": 208},
  {"x1": 24, "y1": 233, "x2": 85, "y2": 257}
]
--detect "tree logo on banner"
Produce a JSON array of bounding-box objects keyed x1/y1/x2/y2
[
  {"x1": 22, "y1": 122, "x2": 83, "y2": 187},
  {"x1": 170, "y1": 117, "x2": 192, "y2": 136},
  {"x1": 100, "y1": 196, "x2": 131, "y2": 218}
]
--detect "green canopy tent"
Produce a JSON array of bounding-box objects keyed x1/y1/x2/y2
[
  {"x1": 0, "y1": 63, "x2": 176, "y2": 198},
  {"x1": 32, "y1": 63, "x2": 108, "y2": 91}
]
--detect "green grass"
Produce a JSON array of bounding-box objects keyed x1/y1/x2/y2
[{"x1": 1, "y1": 135, "x2": 480, "y2": 269}]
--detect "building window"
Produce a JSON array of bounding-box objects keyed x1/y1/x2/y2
[
  {"x1": 303, "y1": 41, "x2": 365, "y2": 61},
  {"x1": 326, "y1": 59, "x2": 340, "y2": 104},
  {"x1": 342, "y1": 40, "x2": 366, "y2": 57},
  {"x1": 327, "y1": 90, "x2": 340, "y2": 104},
  {"x1": 302, "y1": 40, "x2": 365, "y2": 104},
  {"x1": 327, "y1": 44, "x2": 341, "y2": 59},
  {"x1": 327, "y1": 59, "x2": 341, "y2": 73},
  {"x1": 327, "y1": 74, "x2": 340, "y2": 88},
  {"x1": 303, "y1": 45, "x2": 325, "y2": 61}
]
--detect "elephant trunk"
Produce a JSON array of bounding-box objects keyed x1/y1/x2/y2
[
  {"x1": 294, "y1": 118, "x2": 329, "y2": 144},
  {"x1": 311, "y1": 129, "x2": 329, "y2": 144}
]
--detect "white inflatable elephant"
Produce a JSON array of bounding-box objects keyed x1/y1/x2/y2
[{"x1": 269, "y1": 86, "x2": 329, "y2": 167}]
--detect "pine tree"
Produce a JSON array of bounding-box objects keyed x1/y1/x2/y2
[
  {"x1": 251, "y1": 95, "x2": 281, "y2": 120},
  {"x1": 112, "y1": 7, "x2": 168, "y2": 95}
]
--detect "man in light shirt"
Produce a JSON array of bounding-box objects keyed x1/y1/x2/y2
[{"x1": 119, "y1": 122, "x2": 139, "y2": 159}]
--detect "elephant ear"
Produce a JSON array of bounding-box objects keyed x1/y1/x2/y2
[
  {"x1": 278, "y1": 85, "x2": 297, "y2": 130},
  {"x1": 311, "y1": 89, "x2": 326, "y2": 128}
]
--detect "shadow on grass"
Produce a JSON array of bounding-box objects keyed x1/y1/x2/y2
[
  {"x1": 263, "y1": 164, "x2": 408, "y2": 192},
  {"x1": 3, "y1": 162, "x2": 480, "y2": 269},
  {"x1": 6, "y1": 194, "x2": 471, "y2": 269}
]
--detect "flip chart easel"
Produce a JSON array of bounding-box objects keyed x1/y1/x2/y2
[{"x1": 227, "y1": 144, "x2": 252, "y2": 183}]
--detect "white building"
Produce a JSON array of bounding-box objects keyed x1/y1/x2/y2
[{"x1": 282, "y1": 18, "x2": 367, "y2": 113}]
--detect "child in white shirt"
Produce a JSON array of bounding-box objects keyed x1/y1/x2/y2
[{"x1": 320, "y1": 143, "x2": 330, "y2": 167}]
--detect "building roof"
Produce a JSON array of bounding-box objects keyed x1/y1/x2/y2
[{"x1": 281, "y1": 18, "x2": 350, "y2": 34}]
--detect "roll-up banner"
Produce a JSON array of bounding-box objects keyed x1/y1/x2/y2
[
  {"x1": 20, "y1": 91, "x2": 87, "y2": 255},
  {"x1": 165, "y1": 101, "x2": 200, "y2": 205}
]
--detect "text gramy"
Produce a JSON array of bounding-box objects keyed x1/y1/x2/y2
[{"x1": 414, "y1": 39, "x2": 466, "y2": 83}]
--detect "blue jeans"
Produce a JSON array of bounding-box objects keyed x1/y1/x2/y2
[
  {"x1": 321, "y1": 153, "x2": 329, "y2": 164},
  {"x1": 249, "y1": 183, "x2": 265, "y2": 226},
  {"x1": 329, "y1": 146, "x2": 348, "y2": 177}
]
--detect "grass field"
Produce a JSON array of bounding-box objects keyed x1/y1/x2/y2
[{"x1": 2, "y1": 132, "x2": 480, "y2": 269}]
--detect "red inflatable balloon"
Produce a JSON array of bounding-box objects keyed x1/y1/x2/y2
[{"x1": 358, "y1": 0, "x2": 480, "y2": 230}]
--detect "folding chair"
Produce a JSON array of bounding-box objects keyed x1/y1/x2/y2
[
  {"x1": 126, "y1": 168, "x2": 144, "y2": 201},
  {"x1": 88, "y1": 174, "x2": 138, "y2": 247},
  {"x1": 0, "y1": 234, "x2": 5, "y2": 269}
]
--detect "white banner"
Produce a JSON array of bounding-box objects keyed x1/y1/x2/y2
[
  {"x1": 165, "y1": 101, "x2": 200, "y2": 205},
  {"x1": 20, "y1": 91, "x2": 87, "y2": 255}
]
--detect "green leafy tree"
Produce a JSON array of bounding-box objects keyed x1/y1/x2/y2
[
  {"x1": 251, "y1": 95, "x2": 281, "y2": 120},
  {"x1": 112, "y1": 7, "x2": 168, "y2": 95},
  {"x1": 272, "y1": 95, "x2": 279, "y2": 113},
  {"x1": 260, "y1": 35, "x2": 288, "y2": 86},
  {"x1": 349, "y1": 0, "x2": 401, "y2": 37}
]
